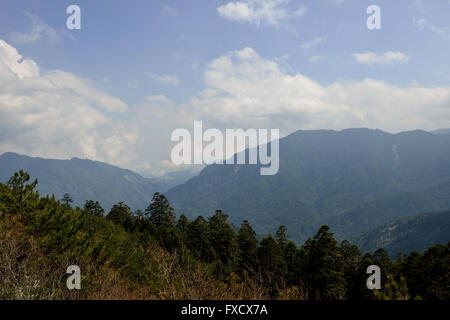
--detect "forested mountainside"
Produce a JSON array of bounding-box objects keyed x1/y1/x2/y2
[
  {"x1": 167, "y1": 129, "x2": 450, "y2": 243},
  {"x1": 354, "y1": 210, "x2": 450, "y2": 257}
]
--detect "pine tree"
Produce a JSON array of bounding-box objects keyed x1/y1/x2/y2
[
  {"x1": 257, "y1": 234, "x2": 287, "y2": 296},
  {"x1": 145, "y1": 193, "x2": 178, "y2": 250},
  {"x1": 177, "y1": 214, "x2": 189, "y2": 234},
  {"x1": 237, "y1": 220, "x2": 258, "y2": 273},
  {"x1": 84, "y1": 200, "x2": 105, "y2": 216},
  {"x1": 107, "y1": 201, "x2": 133, "y2": 227},
  {"x1": 284, "y1": 240, "x2": 301, "y2": 286},
  {"x1": 208, "y1": 210, "x2": 237, "y2": 265},
  {"x1": 145, "y1": 192, "x2": 176, "y2": 228},
  {"x1": 301, "y1": 225, "x2": 346, "y2": 300},
  {"x1": 61, "y1": 193, "x2": 74, "y2": 208},
  {"x1": 177, "y1": 214, "x2": 189, "y2": 245},
  {"x1": 6, "y1": 170, "x2": 39, "y2": 217},
  {"x1": 339, "y1": 240, "x2": 362, "y2": 299},
  {"x1": 275, "y1": 225, "x2": 288, "y2": 252},
  {"x1": 187, "y1": 216, "x2": 215, "y2": 262}
]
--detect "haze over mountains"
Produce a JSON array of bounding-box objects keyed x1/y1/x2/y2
[
  {"x1": 0, "y1": 152, "x2": 173, "y2": 210},
  {"x1": 1, "y1": 128, "x2": 449, "y2": 249}
]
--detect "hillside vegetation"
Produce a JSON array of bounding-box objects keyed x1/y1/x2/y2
[{"x1": 0, "y1": 171, "x2": 448, "y2": 300}]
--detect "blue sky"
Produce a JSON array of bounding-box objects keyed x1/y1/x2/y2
[{"x1": 0, "y1": 0, "x2": 449, "y2": 175}]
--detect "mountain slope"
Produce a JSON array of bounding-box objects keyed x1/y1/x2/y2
[
  {"x1": 353, "y1": 210, "x2": 450, "y2": 256},
  {"x1": 328, "y1": 177, "x2": 450, "y2": 239},
  {"x1": 0, "y1": 152, "x2": 170, "y2": 210},
  {"x1": 166, "y1": 129, "x2": 450, "y2": 243}
]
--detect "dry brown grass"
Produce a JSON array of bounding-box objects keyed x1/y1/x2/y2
[
  {"x1": 0, "y1": 216, "x2": 275, "y2": 300},
  {"x1": 0, "y1": 217, "x2": 65, "y2": 299}
]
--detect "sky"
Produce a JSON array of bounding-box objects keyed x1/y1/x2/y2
[{"x1": 0, "y1": 0, "x2": 449, "y2": 176}]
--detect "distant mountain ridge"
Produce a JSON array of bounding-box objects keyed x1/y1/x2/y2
[
  {"x1": 0, "y1": 152, "x2": 173, "y2": 210},
  {"x1": 166, "y1": 128, "x2": 450, "y2": 243}
]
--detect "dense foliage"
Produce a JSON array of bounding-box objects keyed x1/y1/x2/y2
[{"x1": 0, "y1": 171, "x2": 448, "y2": 300}]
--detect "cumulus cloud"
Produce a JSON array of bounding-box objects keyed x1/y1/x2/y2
[
  {"x1": 186, "y1": 47, "x2": 449, "y2": 134},
  {"x1": 352, "y1": 52, "x2": 409, "y2": 65},
  {"x1": 0, "y1": 39, "x2": 136, "y2": 168},
  {"x1": 217, "y1": 0, "x2": 305, "y2": 26}
]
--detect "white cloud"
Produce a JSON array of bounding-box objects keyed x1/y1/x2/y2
[
  {"x1": 352, "y1": 52, "x2": 409, "y2": 65},
  {"x1": 300, "y1": 37, "x2": 327, "y2": 50},
  {"x1": 186, "y1": 47, "x2": 449, "y2": 134},
  {"x1": 0, "y1": 39, "x2": 135, "y2": 168},
  {"x1": 1, "y1": 41, "x2": 449, "y2": 176},
  {"x1": 414, "y1": 18, "x2": 450, "y2": 40},
  {"x1": 149, "y1": 73, "x2": 180, "y2": 85},
  {"x1": 217, "y1": 0, "x2": 305, "y2": 26},
  {"x1": 10, "y1": 12, "x2": 62, "y2": 44}
]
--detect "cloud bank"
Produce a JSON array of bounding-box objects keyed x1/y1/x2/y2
[
  {"x1": 0, "y1": 41, "x2": 449, "y2": 175},
  {"x1": 188, "y1": 47, "x2": 448, "y2": 134},
  {"x1": 0, "y1": 39, "x2": 136, "y2": 169}
]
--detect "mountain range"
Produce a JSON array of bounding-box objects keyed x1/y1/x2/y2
[
  {"x1": 166, "y1": 128, "x2": 450, "y2": 243},
  {"x1": 1, "y1": 128, "x2": 449, "y2": 246}
]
